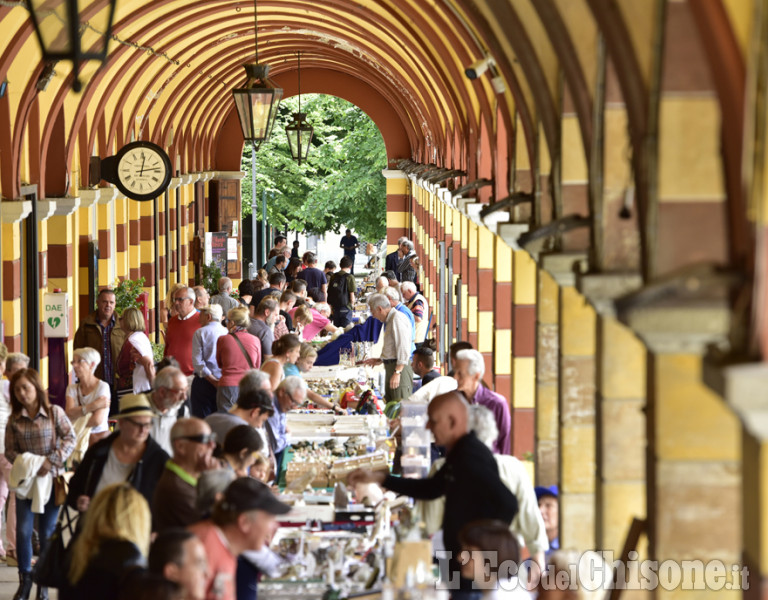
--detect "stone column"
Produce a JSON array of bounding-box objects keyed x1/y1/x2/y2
[
  {"x1": 707, "y1": 363, "x2": 768, "y2": 599},
  {"x1": 382, "y1": 169, "x2": 409, "y2": 254},
  {"x1": 536, "y1": 267, "x2": 560, "y2": 486},
  {"x1": 580, "y1": 274, "x2": 646, "y2": 557},
  {"x1": 621, "y1": 299, "x2": 742, "y2": 599},
  {"x1": 556, "y1": 266, "x2": 596, "y2": 550}
]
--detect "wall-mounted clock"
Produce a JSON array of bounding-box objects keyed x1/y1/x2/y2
[{"x1": 101, "y1": 141, "x2": 173, "y2": 201}]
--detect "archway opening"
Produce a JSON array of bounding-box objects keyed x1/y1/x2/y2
[{"x1": 241, "y1": 94, "x2": 388, "y2": 269}]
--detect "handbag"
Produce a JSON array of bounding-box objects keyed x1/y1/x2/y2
[
  {"x1": 33, "y1": 506, "x2": 79, "y2": 588},
  {"x1": 53, "y1": 472, "x2": 74, "y2": 506},
  {"x1": 50, "y1": 407, "x2": 74, "y2": 506}
]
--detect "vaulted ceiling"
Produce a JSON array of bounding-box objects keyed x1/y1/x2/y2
[{"x1": 0, "y1": 0, "x2": 747, "y2": 205}]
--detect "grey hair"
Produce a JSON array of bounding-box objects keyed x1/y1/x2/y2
[
  {"x1": 397, "y1": 236, "x2": 408, "y2": 245},
  {"x1": 177, "y1": 286, "x2": 195, "y2": 302},
  {"x1": 367, "y1": 293, "x2": 390, "y2": 312},
  {"x1": 383, "y1": 287, "x2": 402, "y2": 303},
  {"x1": 239, "y1": 369, "x2": 271, "y2": 394},
  {"x1": 6, "y1": 353, "x2": 30, "y2": 371},
  {"x1": 376, "y1": 276, "x2": 388, "y2": 288},
  {"x1": 199, "y1": 303, "x2": 223, "y2": 321},
  {"x1": 401, "y1": 239, "x2": 414, "y2": 252},
  {"x1": 400, "y1": 281, "x2": 417, "y2": 295},
  {"x1": 196, "y1": 469, "x2": 235, "y2": 515},
  {"x1": 73, "y1": 347, "x2": 101, "y2": 373},
  {"x1": 455, "y1": 348, "x2": 485, "y2": 378},
  {"x1": 278, "y1": 375, "x2": 308, "y2": 399},
  {"x1": 469, "y1": 404, "x2": 498, "y2": 449},
  {"x1": 154, "y1": 366, "x2": 183, "y2": 392},
  {"x1": 218, "y1": 277, "x2": 232, "y2": 293},
  {"x1": 314, "y1": 302, "x2": 332, "y2": 317}
]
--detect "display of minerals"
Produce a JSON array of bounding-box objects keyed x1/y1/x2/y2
[
  {"x1": 329, "y1": 451, "x2": 389, "y2": 482},
  {"x1": 291, "y1": 439, "x2": 346, "y2": 460},
  {"x1": 304, "y1": 378, "x2": 357, "y2": 397}
]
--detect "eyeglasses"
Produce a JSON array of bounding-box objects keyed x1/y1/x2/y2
[
  {"x1": 124, "y1": 418, "x2": 152, "y2": 431},
  {"x1": 285, "y1": 390, "x2": 303, "y2": 407},
  {"x1": 174, "y1": 433, "x2": 217, "y2": 445},
  {"x1": 174, "y1": 296, "x2": 190, "y2": 303}
]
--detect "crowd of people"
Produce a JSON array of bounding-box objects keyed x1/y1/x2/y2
[{"x1": 0, "y1": 232, "x2": 574, "y2": 600}]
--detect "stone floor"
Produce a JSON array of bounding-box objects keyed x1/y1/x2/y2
[{"x1": 0, "y1": 562, "x2": 58, "y2": 599}]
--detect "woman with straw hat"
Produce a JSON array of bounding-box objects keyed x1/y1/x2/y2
[{"x1": 66, "y1": 394, "x2": 170, "y2": 514}]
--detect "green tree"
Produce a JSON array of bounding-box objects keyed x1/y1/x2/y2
[{"x1": 241, "y1": 94, "x2": 387, "y2": 242}]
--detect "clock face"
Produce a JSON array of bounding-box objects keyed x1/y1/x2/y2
[{"x1": 114, "y1": 141, "x2": 172, "y2": 201}]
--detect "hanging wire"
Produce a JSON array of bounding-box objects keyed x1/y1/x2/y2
[
  {"x1": 297, "y1": 50, "x2": 301, "y2": 113},
  {"x1": 7, "y1": 1, "x2": 179, "y2": 66},
  {"x1": 253, "y1": 0, "x2": 259, "y2": 63}
]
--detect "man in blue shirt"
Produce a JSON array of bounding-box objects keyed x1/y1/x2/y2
[
  {"x1": 296, "y1": 253, "x2": 327, "y2": 298},
  {"x1": 339, "y1": 229, "x2": 359, "y2": 274},
  {"x1": 265, "y1": 376, "x2": 308, "y2": 480},
  {"x1": 190, "y1": 304, "x2": 228, "y2": 418}
]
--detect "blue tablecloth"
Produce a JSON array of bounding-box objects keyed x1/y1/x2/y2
[{"x1": 315, "y1": 318, "x2": 383, "y2": 366}]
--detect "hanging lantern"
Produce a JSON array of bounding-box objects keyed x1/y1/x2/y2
[
  {"x1": 231, "y1": 0, "x2": 282, "y2": 149},
  {"x1": 286, "y1": 112, "x2": 313, "y2": 165},
  {"x1": 26, "y1": 0, "x2": 117, "y2": 92},
  {"x1": 285, "y1": 51, "x2": 313, "y2": 164}
]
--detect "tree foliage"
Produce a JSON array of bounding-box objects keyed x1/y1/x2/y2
[{"x1": 241, "y1": 94, "x2": 388, "y2": 242}]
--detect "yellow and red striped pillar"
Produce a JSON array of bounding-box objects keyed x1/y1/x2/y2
[{"x1": 383, "y1": 170, "x2": 409, "y2": 255}]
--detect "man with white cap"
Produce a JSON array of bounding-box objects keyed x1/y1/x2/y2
[{"x1": 191, "y1": 304, "x2": 228, "y2": 418}]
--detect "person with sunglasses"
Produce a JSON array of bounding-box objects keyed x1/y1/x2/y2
[
  {"x1": 67, "y1": 394, "x2": 170, "y2": 515},
  {"x1": 152, "y1": 418, "x2": 218, "y2": 533}
]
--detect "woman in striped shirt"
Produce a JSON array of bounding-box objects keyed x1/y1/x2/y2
[{"x1": 5, "y1": 368, "x2": 75, "y2": 600}]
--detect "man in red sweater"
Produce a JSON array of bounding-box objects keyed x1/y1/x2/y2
[{"x1": 165, "y1": 286, "x2": 202, "y2": 379}]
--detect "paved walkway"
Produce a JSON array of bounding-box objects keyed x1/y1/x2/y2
[{"x1": 0, "y1": 563, "x2": 58, "y2": 599}]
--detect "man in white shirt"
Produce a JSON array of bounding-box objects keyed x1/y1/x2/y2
[
  {"x1": 363, "y1": 293, "x2": 413, "y2": 403},
  {"x1": 149, "y1": 366, "x2": 190, "y2": 455}
]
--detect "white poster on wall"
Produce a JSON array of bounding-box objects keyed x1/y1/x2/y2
[{"x1": 43, "y1": 292, "x2": 69, "y2": 338}]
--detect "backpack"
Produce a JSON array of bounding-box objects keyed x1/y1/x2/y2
[{"x1": 328, "y1": 272, "x2": 352, "y2": 309}]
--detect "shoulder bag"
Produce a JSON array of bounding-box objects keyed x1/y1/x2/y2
[
  {"x1": 50, "y1": 406, "x2": 73, "y2": 506},
  {"x1": 33, "y1": 505, "x2": 79, "y2": 588}
]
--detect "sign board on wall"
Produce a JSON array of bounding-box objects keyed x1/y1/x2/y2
[
  {"x1": 43, "y1": 292, "x2": 69, "y2": 338},
  {"x1": 204, "y1": 231, "x2": 228, "y2": 276}
]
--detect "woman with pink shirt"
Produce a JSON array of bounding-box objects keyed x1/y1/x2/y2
[
  {"x1": 215, "y1": 307, "x2": 261, "y2": 412},
  {"x1": 289, "y1": 303, "x2": 338, "y2": 341}
]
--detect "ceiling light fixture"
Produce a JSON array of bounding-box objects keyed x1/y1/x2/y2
[
  {"x1": 285, "y1": 51, "x2": 313, "y2": 165},
  {"x1": 232, "y1": 0, "x2": 283, "y2": 150},
  {"x1": 25, "y1": 0, "x2": 117, "y2": 93}
]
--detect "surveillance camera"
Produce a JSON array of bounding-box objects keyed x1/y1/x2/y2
[{"x1": 465, "y1": 56, "x2": 495, "y2": 80}]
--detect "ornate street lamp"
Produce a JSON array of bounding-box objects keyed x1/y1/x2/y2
[
  {"x1": 25, "y1": 0, "x2": 117, "y2": 92},
  {"x1": 285, "y1": 51, "x2": 313, "y2": 165},
  {"x1": 232, "y1": 0, "x2": 283, "y2": 150}
]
